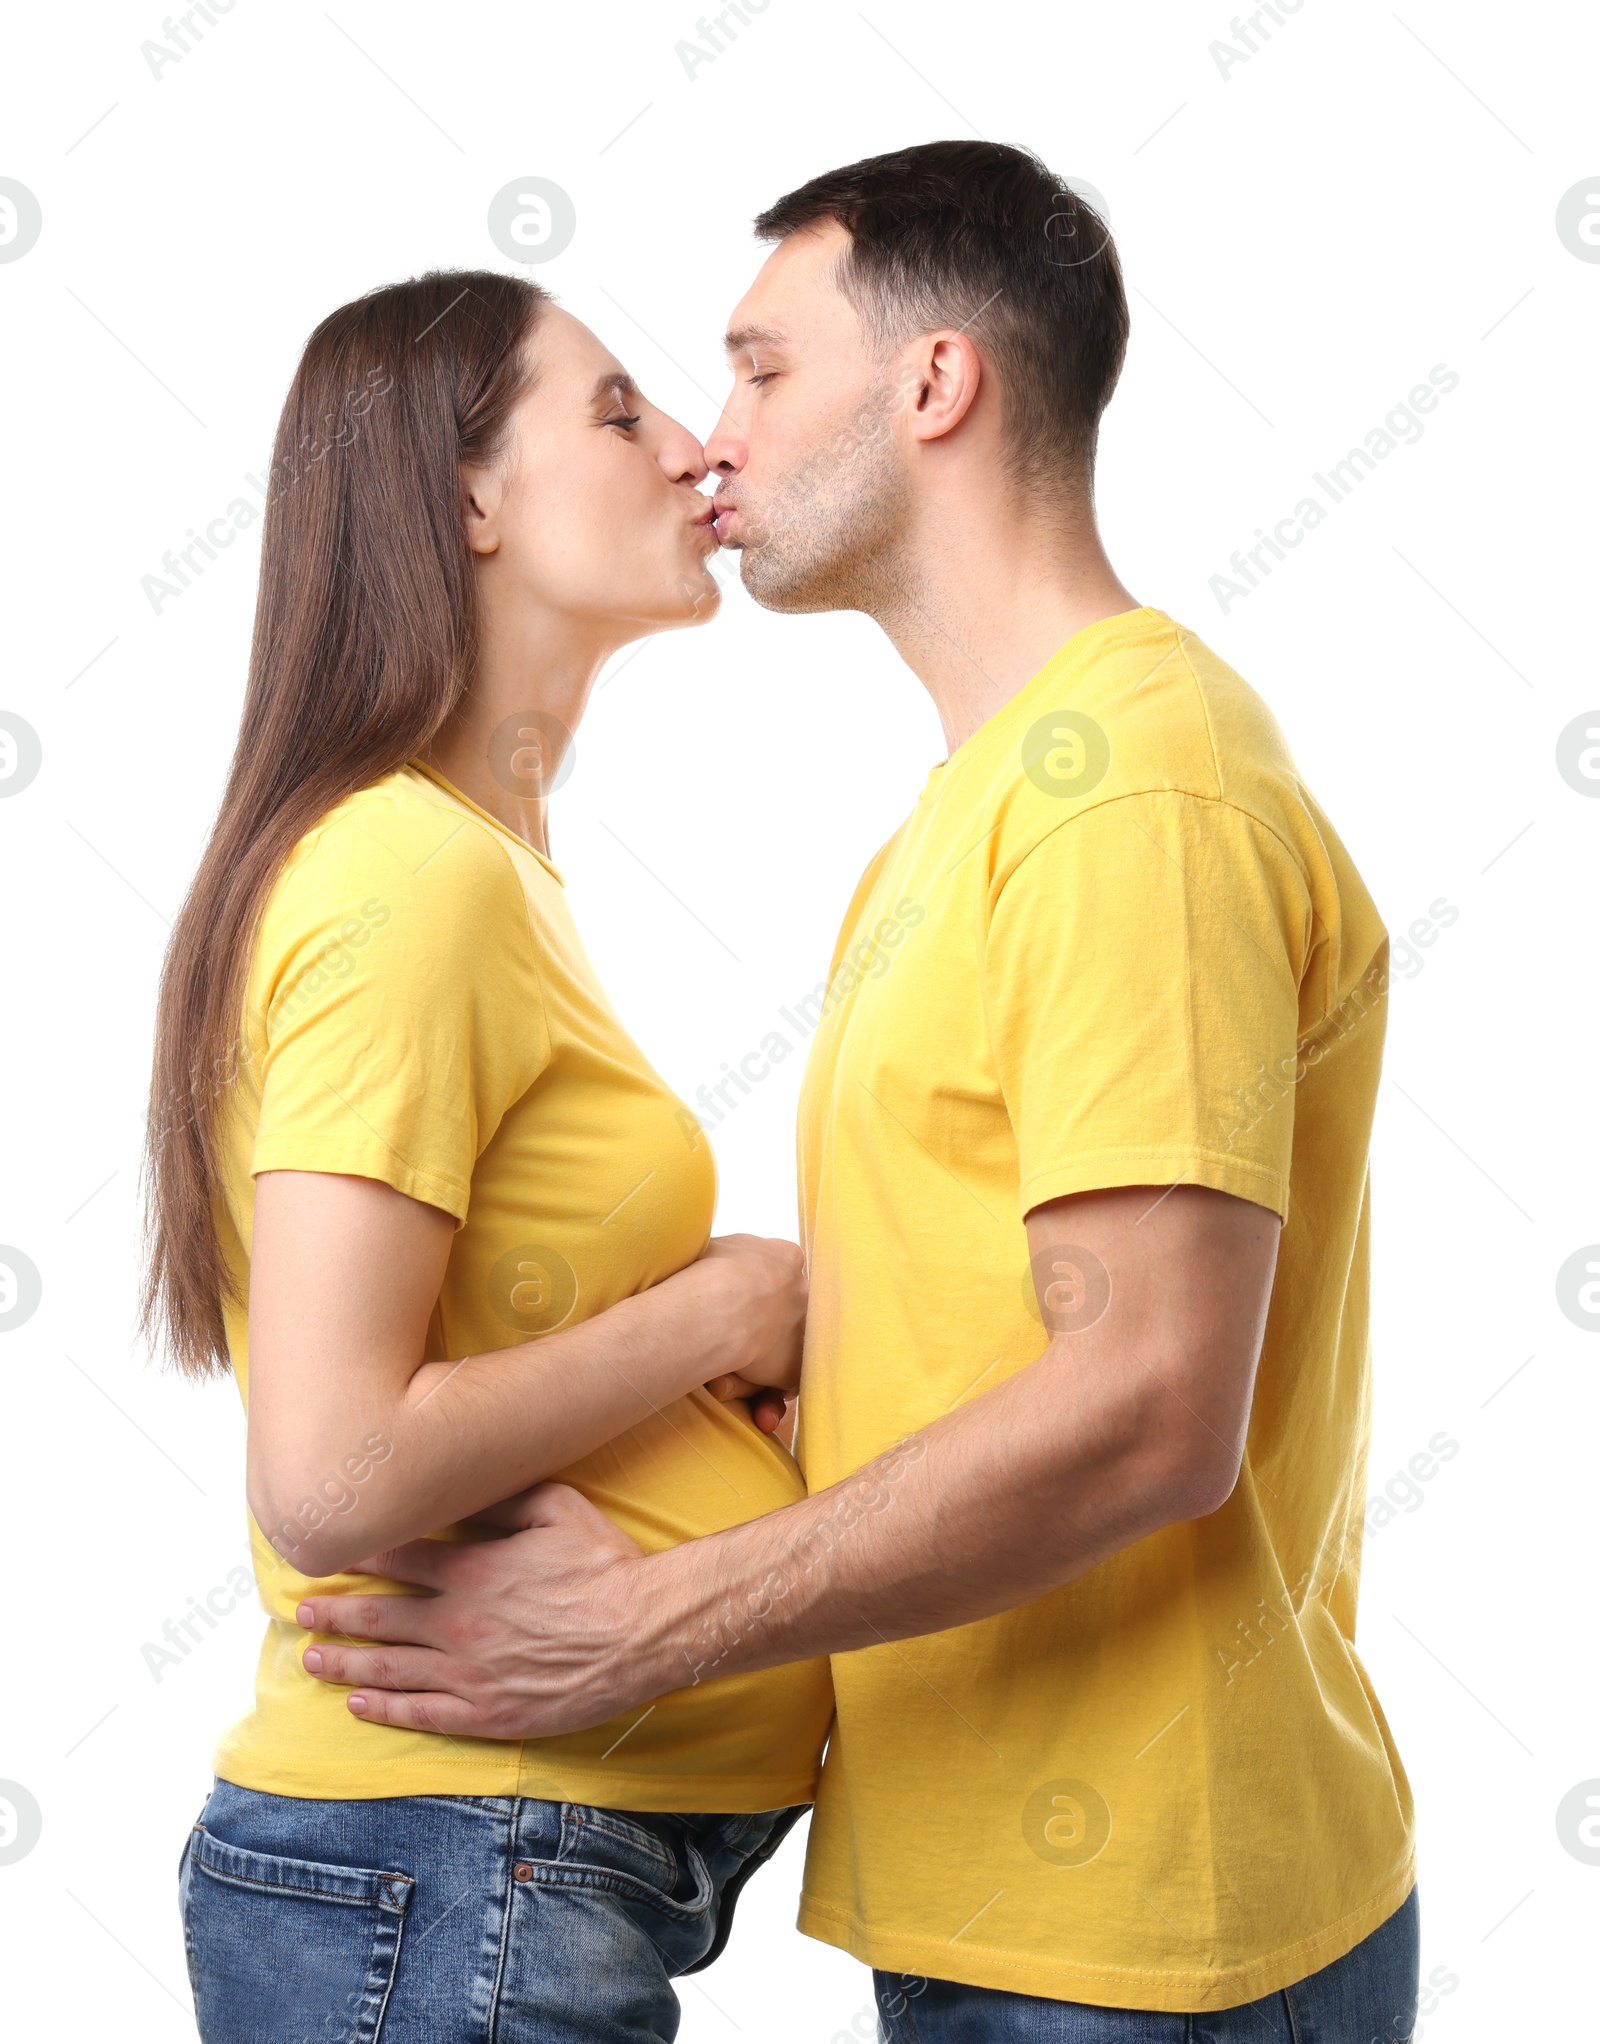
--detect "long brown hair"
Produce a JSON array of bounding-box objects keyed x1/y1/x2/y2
[{"x1": 142, "y1": 269, "x2": 550, "y2": 1378}]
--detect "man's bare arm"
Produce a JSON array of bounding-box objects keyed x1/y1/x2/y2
[
  {"x1": 662, "y1": 1181, "x2": 1279, "y2": 1682},
  {"x1": 296, "y1": 1183, "x2": 1279, "y2": 1737}
]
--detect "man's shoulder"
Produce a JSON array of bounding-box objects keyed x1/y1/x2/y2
[
  {"x1": 1087, "y1": 612, "x2": 1301, "y2": 813},
  {"x1": 988, "y1": 611, "x2": 1321, "y2": 874},
  {"x1": 983, "y1": 615, "x2": 1386, "y2": 1002}
]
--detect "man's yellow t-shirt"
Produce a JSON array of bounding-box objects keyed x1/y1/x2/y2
[
  {"x1": 213, "y1": 762, "x2": 833, "y2": 1810},
  {"x1": 793, "y1": 609, "x2": 1413, "y2": 2010}
]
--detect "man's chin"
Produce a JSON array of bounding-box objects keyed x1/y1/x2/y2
[{"x1": 736, "y1": 545, "x2": 846, "y2": 616}]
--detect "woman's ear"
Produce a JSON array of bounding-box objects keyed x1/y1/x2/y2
[{"x1": 460, "y1": 466, "x2": 503, "y2": 557}]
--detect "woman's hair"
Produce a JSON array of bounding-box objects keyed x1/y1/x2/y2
[{"x1": 142, "y1": 268, "x2": 550, "y2": 1378}]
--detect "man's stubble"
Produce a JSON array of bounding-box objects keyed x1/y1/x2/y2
[{"x1": 731, "y1": 376, "x2": 921, "y2": 625}]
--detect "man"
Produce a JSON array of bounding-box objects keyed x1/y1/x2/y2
[{"x1": 300, "y1": 143, "x2": 1418, "y2": 2038}]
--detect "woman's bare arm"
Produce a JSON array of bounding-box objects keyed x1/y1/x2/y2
[{"x1": 245, "y1": 1169, "x2": 805, "y2": 1578}]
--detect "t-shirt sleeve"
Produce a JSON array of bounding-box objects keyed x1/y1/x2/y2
[
  {"x1": 248, "y1": 810, "x2": 550, "y2": 1223},
  {"x1": 984, "y1": 791, "x2": 1313, "y2": 1222}
]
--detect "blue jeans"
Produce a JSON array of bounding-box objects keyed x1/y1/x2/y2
[
  {"x1": 179, "y1": 1779, "x2": 803, "y2": 2042},
  {"x1": 873, "y1": 1887, "x2": 1420, "y2": 2042}
]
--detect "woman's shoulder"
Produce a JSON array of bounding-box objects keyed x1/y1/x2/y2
[
  {"x1": 260, "y1": 767, "x2": 531, "y2": 975},
  {"x1": 276, "y1": 767, "x2": 520, "y2": 902}
]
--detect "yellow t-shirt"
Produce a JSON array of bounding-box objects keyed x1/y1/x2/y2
[
  {"x1": 793, "y1": 609, "x2": 1413, "y2": 2010},
  {"x1": 214, "y1": 762, "x2": 833, "y2": 1810}
]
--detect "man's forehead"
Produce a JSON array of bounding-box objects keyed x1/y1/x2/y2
[{"x1": 723, "y1": 227, "x2": 856, "y2": 356}]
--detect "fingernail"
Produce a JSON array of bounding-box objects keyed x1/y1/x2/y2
[
  {"x1": 348, "y1": 1694, "x2": 368, "y2": 1715},
  {"x1": 303, "y1": 1648, "x2": 323, "y2": 1673},
  {"x1": 296, "y1": 1602, "x2": 315, "y2": 1628}
]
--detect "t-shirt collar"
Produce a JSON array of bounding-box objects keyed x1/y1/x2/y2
[
  {"x1": 407, "y1": 759, "x2": 567, "y2": 885},
  {"x1": 917, "y1": 605, "x2": 1165, "y2": 805}
]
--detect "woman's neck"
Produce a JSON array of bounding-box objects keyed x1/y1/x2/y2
[{"x1": 420, "y1": 604, "x2": 627, "y2": 857}]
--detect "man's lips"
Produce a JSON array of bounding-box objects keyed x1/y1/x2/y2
[{"x1": 711, "y1": 500, "x2": 738, "y2": 541}]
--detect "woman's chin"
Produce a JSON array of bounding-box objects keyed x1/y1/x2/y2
[
  {"x1": 663, "y1": 564, "x2": 724, "y2": 627},
  {"x1": 601, "y1": 564, "x2": 724, "y2": 636}
]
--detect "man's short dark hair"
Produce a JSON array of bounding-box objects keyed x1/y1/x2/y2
[{"x1": 756, "y1": 140, "x2": 1128, "y2": 496}]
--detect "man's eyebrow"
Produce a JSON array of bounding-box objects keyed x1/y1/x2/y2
[
  {"x1": 588, "y1": 369, "x2": 641, "y2": 406},
  {"x1": 723, "y1": 322, "x2": 788, "y2": 358}
]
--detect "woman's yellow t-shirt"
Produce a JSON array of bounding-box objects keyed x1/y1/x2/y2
[{"x1": 212, "y1": 762, "x2": 833, "y2": 1809}]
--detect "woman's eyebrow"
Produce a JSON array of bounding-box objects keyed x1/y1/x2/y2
[{"x1": 588, "y1": 370, "x2": 641, "y2": 408}]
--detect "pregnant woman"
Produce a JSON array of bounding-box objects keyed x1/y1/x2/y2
[{"x1": 142, "y1": 269, "x2": 833, "y2": 2041}]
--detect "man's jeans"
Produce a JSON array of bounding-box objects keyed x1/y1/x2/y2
[
  {"x1": 874, "y1": 1886, "x2": 1420, "y2": 2043},
  {"x1": 179, "y1": 1778, "x2": 803, "y2": 2042}
]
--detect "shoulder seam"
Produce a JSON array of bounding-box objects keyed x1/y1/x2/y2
[
  {"x1": 993, "y1": 786, "x2": 1314, "y2": 907},
  {"x1": 433, "y1": 801, "x2": 553, "y2": 1096},
  {"x1": 987, "y1": 788, "x2": 1318, "y2": 996},
  {"x1": 1172, "y1": 626, "x2": 1226, "y2": 803},
  {"x1": 267, "y1": 778, "x2": 553, "y2": 1097}
]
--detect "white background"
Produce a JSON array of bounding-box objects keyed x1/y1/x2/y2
[{"x1": 1, "y1": 0, "x2": 1596, "y2": 2037}]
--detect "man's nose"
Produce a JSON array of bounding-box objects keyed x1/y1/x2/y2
[{"x1": 703, "y1": 401, "x2": 745, "y2": 476}]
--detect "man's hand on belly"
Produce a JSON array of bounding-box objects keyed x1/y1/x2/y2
[{"x1": 294, "y1": 1485, "x2": 657, "y2": 1739}]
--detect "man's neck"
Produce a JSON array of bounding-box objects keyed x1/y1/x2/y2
[{"x1": 868, "y1": 490, "x2": 1140, "y2": 756}]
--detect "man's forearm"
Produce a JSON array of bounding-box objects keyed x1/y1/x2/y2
[{"x1": 620, "y1": 1334, "x2": 1229, "y2": 1697}]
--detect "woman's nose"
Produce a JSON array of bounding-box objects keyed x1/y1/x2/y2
[{"x1": 669, "y1": 439, "x2": 710, "y2": 486}]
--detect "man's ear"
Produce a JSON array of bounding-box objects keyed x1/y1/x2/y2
[
  {"x1": 460, "y1": 465, "x2": 503, "y2": 557},
  {"x1": 904, "y1": 330, "x2": 984, "y2": 447}
]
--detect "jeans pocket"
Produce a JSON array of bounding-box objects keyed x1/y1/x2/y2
[
  {"x1": 181, "y1": 1822, "x2": 414, "y2": 2044},
  {"x1": 680, "y1": 1806, "x2": 806, "y2": 1977},
  {"x1": 555, "y1": 1805, "x2": 714, "y2": 1924}
]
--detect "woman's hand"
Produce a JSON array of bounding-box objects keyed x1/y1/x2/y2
[
  {"x1": 691, "y1": 1234, "x2": 806, "y2": 1433},
  {"x1": 704, "y1": 1376, "x2": 792, "y2": 1435}
]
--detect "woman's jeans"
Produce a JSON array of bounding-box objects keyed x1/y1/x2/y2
[
  {"x1": 179, "y1": 1779, "x2": 803, "y2": 2042},
  {"x1": 873, "y1": 1885, "x2": 1421, "y2": 2042}
]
